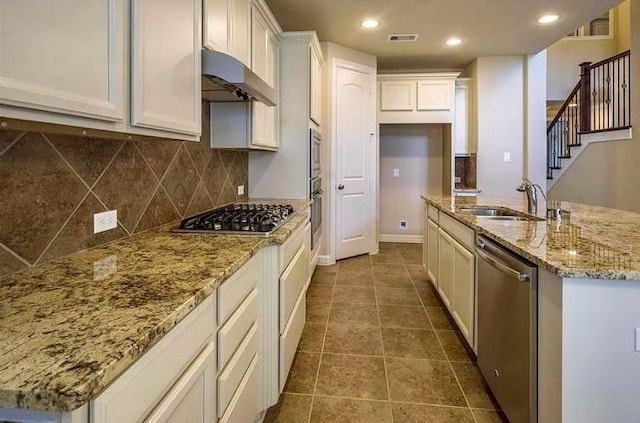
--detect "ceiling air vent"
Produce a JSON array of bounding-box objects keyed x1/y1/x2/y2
[{"x1": 387, "y1": 34, "x2": 419, "y2": 42}]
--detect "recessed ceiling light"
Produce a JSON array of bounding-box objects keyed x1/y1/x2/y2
[
  {"x1": 538, "y1": 14, "x2": 560, "y2": 24},
  {"x1": 446, "y1": 37, "x2": 462, "y2": 46},
  {"x1": 360, "y1": 19, "x2": 379, "y2": 29}
]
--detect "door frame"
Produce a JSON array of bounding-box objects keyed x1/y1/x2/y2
[{"x1": 329, "y1": 57, "x2": 378, "y2": 263}]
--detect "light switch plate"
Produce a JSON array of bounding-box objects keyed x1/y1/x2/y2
[
  {"x1": 237, "y1": 185, "x2": 245, "y2": 195},
  {"x1": 94, "y1": 210, "x2": 117, "y2": 234},
  {"x1": 503, "y1": 152, "x2": 511, "y2": 162},
  {"x1": 399, "y1": 220, "x2": 408, "y2": 230},
  {"x1": 454, "y1": 176, "x2": 462, "y2": 183},
  {"x1": 635, "y1": 328, "x2": 640, "y2": 352},
  {"x1": 393, "y1": 168, "x2": 400, "y2": 177}
]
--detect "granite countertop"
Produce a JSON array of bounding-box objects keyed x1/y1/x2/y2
[
  {"x1": 0, "y1": 200, "x2": 310, "y2": 413},
  {"x1": 424, "y1": 195, "x2": 640, "y2": 280}
]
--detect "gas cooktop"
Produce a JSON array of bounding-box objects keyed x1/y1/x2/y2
[{"x1": 173, "y1": 203, "x2": 295, "y2": 236}]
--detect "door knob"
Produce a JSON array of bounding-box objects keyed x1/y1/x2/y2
[{"x1": 338, "y1": 184, "x2": 345, "y2": 190}]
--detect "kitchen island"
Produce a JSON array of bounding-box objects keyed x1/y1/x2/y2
[
  {"x1": 423, "y1": 195, "x2": 640, "y2": 423},
  {"x1": 0, "y1": 200, "x2": 310, "y2": 422}
]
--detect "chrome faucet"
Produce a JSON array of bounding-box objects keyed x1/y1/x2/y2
[{"x1": 516, "y1": 178, "x2": 547, "y2": 215}]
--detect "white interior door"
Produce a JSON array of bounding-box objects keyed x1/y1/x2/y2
[{"x1": 334, "y1": 60, "x2": 376, "y2": 260}]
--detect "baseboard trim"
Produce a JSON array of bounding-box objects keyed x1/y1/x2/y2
[
  {"x1": 316, "y1": 255, "x2": 335, "y2": 266},
  {"x1": 378, "y1": 234, "x2": 423, "y2": 244}
]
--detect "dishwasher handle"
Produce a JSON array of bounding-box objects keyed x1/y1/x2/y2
[{"x1": 477, "y1": 240, "x2": 530, "y2": 282}]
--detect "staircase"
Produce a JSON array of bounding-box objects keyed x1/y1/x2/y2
[{"x1": 547, "y1": 50, "x2": 631, "y2": 180}]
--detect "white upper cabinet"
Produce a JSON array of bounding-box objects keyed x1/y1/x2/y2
[
  {"x1": 309, "y1": 48, "x2": 322, "y2": 125},
  {"x1": 417, "y1": 80, "x2": 451, "y2": 111},
  {"x1": 0, "y1": 0, "x2": 126, "y2": 122},
  {"x1": 454, "y1": 78, "x2": 474, "y2": 155},
  {"x1": 229, "y1": 0, "x2": 251, "y2": 67},
  {"x1": 377, "y1": 73, "x2": 459, "y2": 124},
  {"x1": 251, "y1": 8, "x2": 269, "y2": 83},
  {"x1": 380, "y1": 81, "x2": 414, "y2": 111},
  {"x1": 203, "y1": 0, "x2": 229, "y2": 53},
  {"x1": 131, "y1": 0, "x2": 201, "y2": 136}
]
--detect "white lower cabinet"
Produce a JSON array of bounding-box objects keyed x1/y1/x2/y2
[
  {"x1": 426, "y1": 219, "x2": 439, "y2": 288},
  {"x1": 451, "y1": 237, "x2": 475, "y2": 345},
  {"x1": 92, "y1": 294, "x2": 217, "y2": 423},
  {"x1": 426, "y1": 205, "x2": 476, "y2": 349},
  {"x1": 145, "y1": 342, "x2": 216, "y2": 423},
  {"x1": 437, "y1": 228, "x2": 454, "y2": 309}
]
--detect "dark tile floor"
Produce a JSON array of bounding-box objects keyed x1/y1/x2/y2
[{"x1": 265, "y1": 243, "x2": 509, "y2": 423}]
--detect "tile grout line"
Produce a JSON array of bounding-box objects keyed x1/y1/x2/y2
[
  {"x1": 406, "y1": 244, "x2": 481, "y2": 423},
  {"x1": 306, "y1": 261, "x2": 336, "y2": 423},
  {"x1": 0, "y1": 130, "x2": 27, "y2": 158},
  {"x1": 0, "y1": 241, "x2": 32, "y2": 268},
  {"x1": 130, "y1": 142, "x2": 184, "y2": 231},
  {"x1": 373, "y1": 250, "x2": 395, "y2": 423},
  {"x1": 400, "y1": 244, "x2": 481, "y2": 421}
]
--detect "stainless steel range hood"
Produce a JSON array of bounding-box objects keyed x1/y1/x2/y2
[{"x1": 201, "y1": 50, "x2": 277, "y2": 106}]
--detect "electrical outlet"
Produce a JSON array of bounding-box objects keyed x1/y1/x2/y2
[
  {"x1": 503, "y1": 152, "x2": 511, "y2": 162},
  {"x1": 94, "y1": 210, "x2": 117, "y2": 234},
  {"x1": 454, "y1": 176, "x2": 462, "y2": 183},
  {"x1": 237, "y1": 185, "x2": 245, "y2": 196},
  {"x1": 393, "y1": 168, "x2": 400, "y2": 177},
  {"x1": 93, "y1": 255, "x2": 117, "y2": 281},
  {"x1": 399, "y1": 220, "x2": 408, "y2": 230}
]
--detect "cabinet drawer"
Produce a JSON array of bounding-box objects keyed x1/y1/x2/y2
[
  {"x1": 144, "y1": 342, "x2": 215, "y2": 423},
  {"x1": 279, "y1": 290, "x2": 306, "y2": 389},
  {"x1": 218, "y1": 289, "x2": 258, "y2": 369},
  {"x1": 217, "y1": 324, "x2": 258, "y2": 416},
  {"x1": 439, "y1": 213, "x2": 475, "y2": 251},
  {"x1": 217, "y1": 254, "x2": 259, "y2": 325},
  {"x1": 427, "y1": 204, "x2": 439, "y2": 223},
  {"x1": 219, "y1": 355, "x2": 260, "y2": 423},
  {"x1": 279, "y1": 220, "x2": 307, "y2": 273},
  {"x1": 92, "y1": 294, "x2": 216, "y2": 423},
  {"x1": 280, "y1": 244, "x2": 309, "y2": 332}
]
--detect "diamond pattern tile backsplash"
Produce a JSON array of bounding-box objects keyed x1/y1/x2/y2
[{"x1": 0, "y1": 103, "x2": 248, "y2": 278}]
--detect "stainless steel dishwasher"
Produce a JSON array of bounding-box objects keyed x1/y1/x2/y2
[{"x1": 476, "y1": 235, "x2": 537, "y2": 423}]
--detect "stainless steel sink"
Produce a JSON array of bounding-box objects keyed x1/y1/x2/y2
[{"x1": 458, "y1": 206, "x2": 545, "y2": 222}]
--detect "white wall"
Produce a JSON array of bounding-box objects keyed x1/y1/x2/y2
[
  {"x1": 525, "y1": 51, "x2": 548, "y2": 189},
  {"x1": 547, "y1": 38, "x2": 617, "y2": 100},
  {"x1": 549, "y1": 0, "x2": 640, "y2": 212},
  {"x1": 547, "y1": 1, "x2": 630, "y2": 101},
  {"x1": 379, "y1": 124, "x2": 443, "y2": 239},
  {"x1": 473, "y1": 57, "x2": 525, "y2": 198}
]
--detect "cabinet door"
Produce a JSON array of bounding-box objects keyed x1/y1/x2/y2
[
  {"x1": 131, "y1": 0, "x2": 201, "y2": 135},
  {"x1": 203, "y1": 0, "x2": 229, "y2": 52},
  {"x1": 0, "y1": 0, "x2": 125, "y2": 121},
  {"x1": 423, "y1": 208, "x2": 429, "y2": 270},
  {"x1": 379, "y1": 81, "x2": 415, "y2": 111},
  {"x1": 417, "y1": 80, "x2": 452, "y2": 111},
  {"x1": 229, "y1": 0, "x2": 250, "y2": 67},
  {"x1": 251, "y1": 7, "x2": 269, "y2": 82},
  {"x1": 437, "y1": 228, "x2": 454, "y2": 308},
  {"x1": 452, "y1": 239, "x2": 475, "y2": 345},
  {"x1": 426, "y1": 219, "x2": 439, "y2": 287},
  {"x1": 309, "y1": 49, "x2": 322, "y2": 125},
  {"x1": 251, "y1": 102, "x2": 277, "y2": 149},
  {"x1": 454, "y1": 84, "x2": 470, "y2": 155},
  {"x1": 144, "y1": 342, "x2": 215, "y2": 423}
]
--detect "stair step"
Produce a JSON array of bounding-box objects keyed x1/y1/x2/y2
[
  {"x1": 568, "y1": 143, "x2": 583, "y2": 148},
  {"x1": 547, "y1": 176, "x2": 554, "y2": 180},
  {"x1": 550, "y1": 166, "x2": 562, "y2": 170},
  {"x1": 558, "y1": 155, "x2": 571, "y2": 159}
]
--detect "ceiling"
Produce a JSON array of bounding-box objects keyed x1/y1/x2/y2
[{"x1": 264, "y1": 0, "x2": 623, "y2": 70}]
